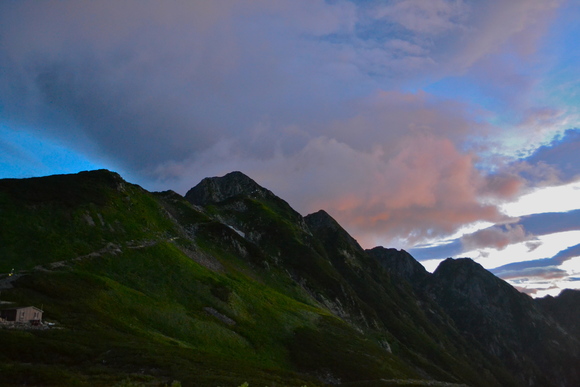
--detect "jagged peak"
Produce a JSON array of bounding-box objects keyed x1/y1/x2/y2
[
  {"x1": 185, "y1": 171, "x2": 274, "y2": 206},
  {"x1": 430, "y1": 257, "x2": 526, "y2": 301},
  {"x1": 433, "y1": 257, "x2": 483, "y2": 274},
  {"x1": 304, "y1": 209, "x2": 340, "y2": 230},
  {"x1": 366, "y1": 246, "x2": 429, "y2": 284},
  {"x1": 305, "y1": 209, "x2": 365, "y2": 254}
]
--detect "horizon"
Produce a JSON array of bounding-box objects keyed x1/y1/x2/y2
[{"x1": 1, "y1": 0, "x2": 579, "y2": 297}]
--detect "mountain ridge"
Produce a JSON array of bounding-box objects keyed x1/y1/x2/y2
[{"x1": 1, "y1": 169, "x2": 579, "y2": 386}]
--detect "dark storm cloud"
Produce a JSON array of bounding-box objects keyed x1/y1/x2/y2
[
  {"x1": 0, "y1": 2, "x2": 317, "y2": 166},
  {"x1": 0, "y1": 0, "x2": 570, "y2": 248}
]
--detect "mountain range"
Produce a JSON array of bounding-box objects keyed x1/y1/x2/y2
[{"x1": 0, "y1": 169, "x2": 579, "y2": 386}]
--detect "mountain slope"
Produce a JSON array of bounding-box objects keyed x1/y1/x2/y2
[
  {"x1": 182, "y1": 173, "x2": 516, "y2": 386},
  {"x1": 424, "y1": 258, "x2": 580, "y2": 387},
  {"x1": 537, "y1": 289, "x2": 580, "y2": 338},
  {"x1": 0, "y1": 170, "x2": 579, "y2": 386}
]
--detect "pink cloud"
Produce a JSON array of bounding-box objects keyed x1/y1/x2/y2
[
  {"x1": 324, "y1": 90, "x2": 488, "y2": 153},
  {"x1": 461, "y1": 224, "x2": 532, "y2": 251},
  {"x1": 146, "y1": 86, "x2": 529, "y2": 248},
  {"x1": 169, "y1": 131, "x2": 519, "y2": 248},
  {"x1": 0, "y1": 0, "x2": 570, "y2": 253},
  {"x1": 482, "y1": 173, "x2": 524, "y2": 200}
]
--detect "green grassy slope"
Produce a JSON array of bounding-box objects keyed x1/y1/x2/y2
[
  {"x1": 183, "y1": 177, "x2": 516, "y2": 386},
  {"x1": 0, "y1": 171, "x2": 318, "y2": 385},
  {"x1": 0, "y1": 170, "x2": 432, "y2": 386}
]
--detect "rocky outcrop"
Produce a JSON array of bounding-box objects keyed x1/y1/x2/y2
[
  {"x1": 366, "y1": 246, "x2": 430, "y2": 286},
  {"x1": 185, "y1": 171, "x2": 274, "y2": 206},
  {"x1": 305, "y1": 210, "x2": 363, "y2": 255}
]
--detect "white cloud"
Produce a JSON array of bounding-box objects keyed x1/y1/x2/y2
[{"x1": 501, "y1": 181, "x2": 580, "y2": 217}]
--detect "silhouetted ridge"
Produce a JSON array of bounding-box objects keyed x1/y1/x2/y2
[
  {"x1": 367, "y1": 246, "x2": 429, "y2": 285},
  {"x1": 537, "y1": 289, "x2": 580, "y2": 338},
  {"x1": 434, "y1": 257, "x2": 485, "y2": 274},
  {"x1": 3, "y1": 169, "x2": 580, "y2": 386},
  {"x1": 430, "y1": 257, "x2": 524, "y2": 307},
  {"x1": 304, "y1": 209, "x2": 341, "y2": 231},
  {"x1": 305, "y1": 210, "x2": 362, "y2": 252},
  {"x1": 0, "y1": 169, "x2": 128, "y2": 206},
  {"x1": 185, "y1": 171, "x2": 274, "y2": 205},
  {"x1": 427, "y1": 257, "x2": 580, "y2": 386}
]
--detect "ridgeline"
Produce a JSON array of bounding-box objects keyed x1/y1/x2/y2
[{"x1": 0, "y1": 170, "x2": 579, "y2": 386}]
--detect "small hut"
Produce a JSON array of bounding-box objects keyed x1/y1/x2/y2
[{"x1": 0, "y1": 306, "x2": 43, "y2": 324}]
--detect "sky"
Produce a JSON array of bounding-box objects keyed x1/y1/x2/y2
[{"x1": 1, "y1": 0, "x2": 579, "y2": 297}]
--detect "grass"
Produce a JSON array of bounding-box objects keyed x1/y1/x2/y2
[
  {"x1": 0, "y1": 170, "x2": 520, "y2": 386},
  {"x1": 1, "y1": 237, "x2": 330, "y2": 385}
]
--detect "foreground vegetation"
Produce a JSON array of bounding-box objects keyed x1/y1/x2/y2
[{"x1": 1, "y1": 170, "x2": 577, "y2": 386}]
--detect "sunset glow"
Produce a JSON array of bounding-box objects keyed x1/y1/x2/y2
[{"x1": 1, "y1": 0, "x2": 579, "y2": 296}]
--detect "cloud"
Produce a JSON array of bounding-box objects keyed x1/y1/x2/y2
[
  {"x1": 521, "y1": 128, "x2": 580, "y2": 184},
  {"x1": 162, "y1": 129, "x2": 520, "y2": 248},
  {"x1": 519, "y1": 209, "x2": 580, "y2": 236},
  {"x1": 0, "y1": 0, "x2": 571, "y2": 250},
  {"x1": 491, "y1": 243, "x2": 580, "y2": 282},
  {"x1": 495, "y1": 265, "x2": 568, "y2": 281},
  {"x1": 408, "y1": 239, "x2": 463, "y2": 262},
  {"x1": 446, "y1": 0, "x2": 562, "y2": 70},
  {"x1": 0, "y1": 1, "x2": 564, "y2": 172},
  {"x1": 408, "y1": 209, "x2": 580, "y2": 261},
  {"x1": 377, "y1": 0, "x2": 468, "y2": 36},
  {"x1": 461, "y1": 223, "x2": 533, "y2": 251},
  {"x1": 525, "y1": 240, "x2": 543, "y2": 252},
  {"x1": 551, "y1": 243, "x2": 580, "y2": 265},
  {"x1": 514, "y1": 286, "x2": 538, "y2": 295},
  {"x1": 360, "y1": 0, "x2": 562, "y2": 78}
]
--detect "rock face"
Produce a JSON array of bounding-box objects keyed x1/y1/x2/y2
[
  {"x1": 305, "y1": 210, "x2": 363, "y2": 255},
  {"x1": 367, "y1": 246, "x2": 430, "y2": 286},
  {"x1": 537, "y1": 289, "x2": 580, "y2": 338},
  {"x1": 424, "y1": 258, "x2": 580, "y2": 387},
  {"x1": 185, "y1": 171, "x2": 274, "y2": 206}
]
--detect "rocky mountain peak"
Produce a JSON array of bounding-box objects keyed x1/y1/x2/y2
[
  {"x1": 431, "y1": 257, "x2": 515, "y2": 300},
  {"x1": 366, "y1": 246, "x2": 429, "y2": 285},
  {"x1": 427, "y1": 257, "x2": 580, "y2": 386},
  {"x1": 304, "y1": 209, "x2": 341, "y2": 232},
  {"x1": 185, "y1": 171, "x2": 273, "y2": 206},
  {"x1": 435, "y1": 256, "x2": 482, "y2": 271},
  {"x1": 305, "y1": 209, "x2": 362, "y2": 247},
  {"x1": 305, "y1": 209, "x2": 367, "y2": 262}
]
